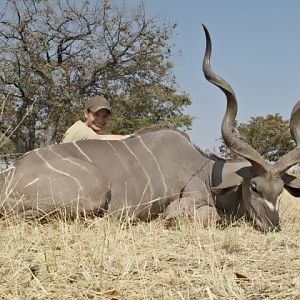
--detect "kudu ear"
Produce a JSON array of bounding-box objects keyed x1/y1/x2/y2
[
  {"x1": 282, "y1": 173, "x2": 300, "y2": 197},
  {"x1": 211, "y1": 173, "x2": 243, "y2": 195}
]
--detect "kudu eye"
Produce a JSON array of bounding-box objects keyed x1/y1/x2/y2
[{"x1": 250, "y1": 183, "x2": 259, "y2": 193}]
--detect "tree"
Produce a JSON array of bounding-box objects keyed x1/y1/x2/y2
[
  {"x1": 0, "y1": 0, "x2": 192, "y2": 155},
  {"x1": 219, "y1": 113, "x2": 295, "y2": 162}
]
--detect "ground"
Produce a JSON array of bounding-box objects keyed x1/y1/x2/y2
[{"x1": 0, "y1": 190, "x2": 300, "y2": 299}]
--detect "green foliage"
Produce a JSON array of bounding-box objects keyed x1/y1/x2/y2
[
  {"x1": 107, "y1": 85, "x2": 192, "y2": 134},
  {"x1": 219, "y1": 114, "x2": 295, "y2": 162},
  {"x1": 0, "y1": 0, "x2": 192, "y2": 154}
]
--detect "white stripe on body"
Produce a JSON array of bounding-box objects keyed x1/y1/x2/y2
[
  {"x1": 35, "y1": 149, "x2": 83, "y2": 192},
  {"x1": 72, "y1": 142, "x2": 93, "y2": 163},
  {"x1": 49, "y1": 148, "x2": 89, "y2": 172},
  {"x1": 106, "y1": 141, "x2": 130, "y2": 171},
  {"x1": 137, "y1": 136, "x2": 167, "y2": 197},
  {"x1": 120, "y1": 140, "x2": 153, "y2": 201},
  {"x1": 24, "y1": 177, "x2": 40, "y2": 188},
  {"x1": 106, "y1": 141, "x2": 139, "y2": 198}
]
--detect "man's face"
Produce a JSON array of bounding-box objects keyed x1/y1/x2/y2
[{"x1": 84, "y1": 109, "x2": 111, "y2": 133}]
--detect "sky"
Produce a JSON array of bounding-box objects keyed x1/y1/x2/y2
[{"x1": 125, "y1": 0, "x2": 300, "y2": 151}]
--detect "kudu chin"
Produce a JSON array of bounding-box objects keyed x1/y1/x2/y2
[{"x1": 0, "y1": 25, "x2": 300, "y2": 232}]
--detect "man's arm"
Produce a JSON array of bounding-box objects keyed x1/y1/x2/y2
[
  {"x1": 94, "y1": 134, "x2": 132, "y2": 140},
  {"x1": 62, "y1": 121, "x2": 132, "y2": 143}
]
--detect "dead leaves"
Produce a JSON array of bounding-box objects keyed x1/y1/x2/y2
[
  {"x1": 234, "y1": 272, "x2": 251, "y2": 283},
  {"x1": 102, "y1": 289, "x2": 123, "y2": 300}
]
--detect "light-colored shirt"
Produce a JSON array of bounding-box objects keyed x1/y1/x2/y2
[{"x1": 61, "y1": 120, "x2": 130, "y2": 143}]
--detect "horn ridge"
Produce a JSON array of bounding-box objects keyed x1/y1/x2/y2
[
  {"x1": 290, "y1": 100, "x2": 300, "y2": 146},
  {"x1": 273, "y1": 100, "x2": 300, "y2": 175},
  {"x1": 202, "y1": 24, "x2": 269, "y2": 174}
]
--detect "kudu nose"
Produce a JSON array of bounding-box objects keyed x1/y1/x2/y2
[{"x1": 257, "y1": 222, "x2": 281, "y2": 233}]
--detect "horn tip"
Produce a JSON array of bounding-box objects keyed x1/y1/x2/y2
[{"x1": 202, "y1": 23, "x2": 208, "y2": 33}]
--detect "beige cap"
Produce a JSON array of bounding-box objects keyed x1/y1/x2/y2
[{"x1": 84, "y1": 95, "x2": 111, "y2": 113}]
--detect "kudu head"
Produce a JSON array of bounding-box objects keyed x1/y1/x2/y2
[{"x1": 202, "y1": 24, "x2": 300, "y2": 232}]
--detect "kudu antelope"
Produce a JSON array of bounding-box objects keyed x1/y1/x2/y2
[{"x1": 1, "y1": 25, "x2": 300, "y2": 232}]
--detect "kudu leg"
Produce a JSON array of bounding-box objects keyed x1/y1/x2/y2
[{"x1": 162, "y1": 178, "x2": 221, "y2": 227}]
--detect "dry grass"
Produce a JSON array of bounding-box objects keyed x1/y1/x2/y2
[{"x1": 0, "y1": 192, "x2": 299, "y2": 299}]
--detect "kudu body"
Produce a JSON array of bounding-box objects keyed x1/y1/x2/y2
[{"x1": 1, "y1": 25, "x2": 300, "y2": 231}]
